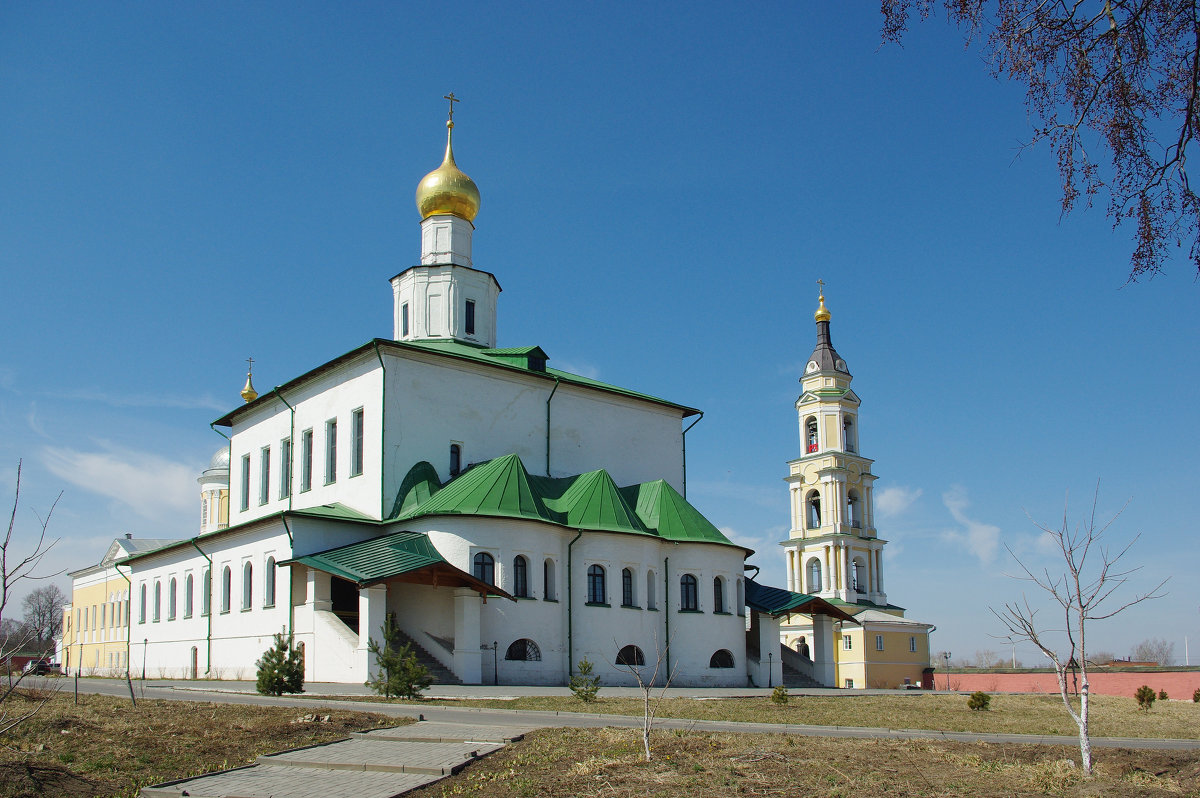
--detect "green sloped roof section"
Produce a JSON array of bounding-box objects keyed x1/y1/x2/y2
[
  {"x1": 284, "y1": 531, "x2": 446, "y2": 585},
  {"x1": 745, "y1": 580, "x2": 859, "y2": 623},
  {"x1": 399, "y1": 453, "x2": 557, "y2": 525},
  {"x1": 389, "y1": 461, "x2": 442, "y2": 519},
  {"x1": 289, "y1": 503, "x2": 377, "y2": 522},
  {"x1": 543, "y1": 469, "x2": 651, "y2": 535},
  {"x1": 620, "y1": 480, "x2": 732, "y2": 545}
]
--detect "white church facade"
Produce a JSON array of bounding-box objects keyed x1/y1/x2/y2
[{"x1": 67, "y1": 106, "x2": 859, "y2": 688}]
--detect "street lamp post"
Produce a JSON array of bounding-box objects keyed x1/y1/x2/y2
[{"x1": 943, "y1": 651, "x2": 951, "y2": 691}]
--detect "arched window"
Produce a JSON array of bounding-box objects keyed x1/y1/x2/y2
[
  {"x1": 265, "y1": 556, "x2": 276, "y2": 607},
  {"x1": 513, "y1": 555, "x2": 529, "y2": 598},
  {"x1": 807, "y1": 558, "x2": 823, "y2": 593},
  {"x1": 679, "y1": 573, "x2": 698, "y2": 611},
  {"x1": 167, "y1": 578, "x2": 177, "y2": 620},
  {"x1": 852, "y1": 558, "x2": 866, "y2": 594},
  {"x1": 709, "y1": 649, "x2": 735, "y2": 668},
  {"x1": 806, "y1": 491, "x2": 822, "y2": 529},
  {"x1": 202, "y1": 568, "x2": 211, "y2": 616},
  {"x1": 713, "y1": 577, "x2": 724, "y2": 613},
  {"x1": 843, "y1": 416, "x2": 857, "y2": 453},
  {"x1": 615, "y1": 644, "x2": 645, "y2": 666},
  {"x1": 139, "y1": 584, "x2": 146, "y2": 624},
  {"x1": 473, "y1": 552, "x2": 495, "y2": 585},
  {"x1": 504, "y1": 638, "x2": 542, "y2": 661},
  {"x1": 587, "y1": 564, "x2": 606, "y2": 604},
  {"x1": 621, "y1": 568, "x2": 634, "y2": 606},
  {"x1": 543, "y1": 558, "x2": 556, "y2": 601},
  {"x1": 153, "y1": 582, "x2": 161, "y2": 622},
  {"x1": 184, "y1": 574, "x2": 194, "y2": 618},
  {"x1": 449, "y1": 443, "x2": 462, "y2": 477},
  {"x1": 736, "y1": 578, "x2": 745, "y2": 616},
  {"x1": 220, "y1": 566, "x2": 232, "y2": 613},
  {"x1": 847, "y1": 490, "x2": 860, "y2": 529},
  {"x1": 646, "y1": 570, "x2": 657, "y2": 610},
  {"x1": 805, "y1": 416, "x2": 819, "y2": 453},
  {"x1": 242, "y1": 562, "x2": 253, "y2": 610}
]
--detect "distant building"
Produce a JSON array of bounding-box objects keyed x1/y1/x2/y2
[{"x1": 778, "y1": 293, "x2": 934, "y2": 689}]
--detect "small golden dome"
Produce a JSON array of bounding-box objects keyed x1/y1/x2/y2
[
  {"x1": 415, "y1": 120, "x2": 480, "y2": 222},
  {"x1": 240, "y1": 369, "x2": 258, "y2": 403},
  {"x1": 814, "y1": 290, "x2": 831, "y2": 323}
]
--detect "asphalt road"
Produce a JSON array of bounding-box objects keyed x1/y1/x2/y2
[{"x1": 54, "y1": 677, "x2": 1200, "y2": 752}]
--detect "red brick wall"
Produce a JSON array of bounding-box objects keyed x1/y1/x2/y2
[{"x1": 941, "y1": 669, "x2": 1200, "y2": 698}]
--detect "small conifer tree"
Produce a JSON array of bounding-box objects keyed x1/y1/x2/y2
[
  {"x1": 568, "y1": 657, "x2": 601, "y2": 702},
  {"x1": 255, "y1": 632, "x2": 305, "y2": 696},
  {"x1": 1134, "y1": 684, "x2": 1156, "y2": 710},
  {"x1": 1158, "y1": 689, "x2": 1168, "y2": 700},
  {"x1": 366, "y1": 613, "x2": 432, "y2": 699},
  {"x1": 1193, "y1": 688, "x2": 1199, "y2": 703},
  {"x1": 967, "y1": 690, "x2": 991, "y2": 711},
  {"x1": 770, "y1": 685, "x2": 789, "y2": 705}
]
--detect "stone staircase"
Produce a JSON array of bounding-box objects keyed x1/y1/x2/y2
[
  {"x1": 779, "y1": 644, "x2": 825, "y2": 689},
  {"x1": 396, "y1": 630, "x2": 462, "y2": 685}
]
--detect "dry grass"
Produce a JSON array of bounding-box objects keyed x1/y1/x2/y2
[
  {"x1": 0, "y1": 689, "x2": 399, "y2": 798},
  {"x1": 392, "y1": 692, "x2": 1200, "y2": 740},
  {"x1": 410, "y1": 726, "x2": 1200, "y2": 798}
]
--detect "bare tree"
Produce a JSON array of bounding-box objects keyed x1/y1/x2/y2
[
  {"x1": 1131, "y1": 637, "x2": 1175, "y2": 665},
  {"x1": 22, "y1": 584, "x2": 66, "y2": 652},
  {"x1": 882, "y1": 1, "x2": 1200, "y2": 281},
  {"x1": 992, "y1": 487, "x2": 1166, "y2": 774},
  {"x1": 1, "y1": 461, "x2": 62, "y2": 736},
  {"x1": 612, "y1": 637, "x2": 677, "y2": 761}
]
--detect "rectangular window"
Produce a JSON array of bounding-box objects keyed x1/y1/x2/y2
[
  {"x1": 325, "y1": 419, "x2": 337, "y2": 484},
  {"x1": 401, "y1": 302, "x2": 409, "y2": 337},
  {"x1": 301, "y1": 429, "x2": 313, "y2": 492},
  {"x1": 875, "y1": 634, "x2": 884, "y2": 651},
  {"x1": 350, "y1": 408, "x2": 364, "y2": 477},
  {"x1": 844, "y1": 678, "x2": 854, "y2": 688},
  {"x1": 259, "y1": 445, "x2": 271, "y2": 505},
  {"x1": 240, "y1": 454, "x2": 250, "y2": 511},
  {"x1": 909, "y1": 636, "x2": 917, "y2": 653},
  {"x1": 843, "y1": 634, "x2": 852, "y2": 651},
  {"x1": 280, "y1": 437, "x2": 292, "y2": 499},
  {"x1": 465, "y1": 299, "x2": 476, "y2": 335}
]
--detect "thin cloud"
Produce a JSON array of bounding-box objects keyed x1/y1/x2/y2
[
  {"x1": 52, "y1": 388, "x2": 227, "y2": 412},
  {"x1": 875, "y1": 485, "x2": 922, "y2": 519},
  {"x1": 26, "y1": 401, "x2": 47, "y2": 438},
  {"x1": 940, "y1": 485, "x2": 1001, "y2": 564},
  {"x1": 40, "y1": 443, "x2": 199, "y2": 523}
]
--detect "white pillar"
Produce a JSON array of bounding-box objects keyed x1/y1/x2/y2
[
  {"x1": 811, "y1": 614, "x2": 837, "y2": 687},
  {"x1": 453, "y1": 588, "x2": 483, "y2": 685},
  {"x1": 306, "y1": 569, "x2": 332, "y2": 612},
  {"x1": 875, "y1": 549, "x2": 884, "y2": 594},
  {"x1": 786, "y1": 551, "x2": 795, "y2": 593},
  {"x1": 756, "y1": 613, "x2": 783, "y2": 687},
  {"x1": 843, "y1": 545, "x2": 852, "y2": 599},
  {"x1": 356, "y1": 584, "x2": 387, "y2": 683},
  {"x1": 823, "y1": 545, "x2": 832, "y2": 592}
]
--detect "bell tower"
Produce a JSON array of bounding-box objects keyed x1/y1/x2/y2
[
  {"x1": 392, "y1": 95, "x2": 500, "y2": 347},
  {"x1": 782, "y1": 285, "x2": 886, "y2": 605}
]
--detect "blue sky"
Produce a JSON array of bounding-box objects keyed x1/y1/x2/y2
[{"x1": 2, "y1": 2, "x2": 1196, "y2": 666}]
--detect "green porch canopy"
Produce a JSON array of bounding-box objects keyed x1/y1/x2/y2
[{"x1": 744, "y1": 580, "x2": 859, "y2": 623}]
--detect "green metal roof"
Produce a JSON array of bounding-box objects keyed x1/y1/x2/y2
[
  {"x1": 399, "y1": 453, "x2": 559, "y2": 525},
  {"x1": 389, "y1": 461, "x2": 442, "y2": 519},
  {"x1": 399, "y1": 453, "x2": 739, "y2": 549},
  {"x1": 744, "y1": 580, "x2": 859, "y2": 622},
  {"x1": 279, "y1": 531, "x2": 510, "y2": 599},
  {"x1": 620, "y1": 480, "x2": 731, "y2": 545}
]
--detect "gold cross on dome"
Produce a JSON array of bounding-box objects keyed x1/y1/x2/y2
[
  {"x1": 246, "y1": 356, "x2": 254, "y2": 374},
  {"x1": 444, "y1": 92, "x2": 460, "y2": 122},
  {"x1": 816, "y1": 278, "x2": 825, "y2": 292}
]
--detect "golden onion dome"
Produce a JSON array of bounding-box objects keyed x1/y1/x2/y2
[
  {"x1": 415, "y1": 120, "x2": 480, "y2": 222},
  {"x1": 814, "y1": 290, "x2": 831, "y2": 323},
  {"x1": 240, "y1": 368, "x2": 258, "y2": 403}
]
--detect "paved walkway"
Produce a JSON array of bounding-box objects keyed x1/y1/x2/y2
[{"x1": 140, "y1": 721, "x2": 538, "y2": 798}]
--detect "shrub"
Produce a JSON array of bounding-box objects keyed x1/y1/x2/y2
[
  {"x1": 1193, "y1": 688, "x2": 1199, "y2": 703},
  {"x1": 1158, "y1": 689, "x2": 1168, "y2": 700},
  {"x1": 255, "y1": 632, "x2": 305, "y2": 696},
  {"x1": 967, "y1": 690, "x2": 991, "y2": 711},
  {"x1": 1134, "y1": 684, "x2": 1156, "y2": 710},
  {"x1": 569, "y1": 657, "x2": 601, "y2": 702},
  {"x1": 365, "y1": 613, "x2": 432, "y2": 699},
  {"x1": 770, "y1": 685, "x2": 789, "y2": 705}
]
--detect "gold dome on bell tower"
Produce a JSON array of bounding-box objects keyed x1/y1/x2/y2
[{"x1": 415, "y1": 93, "x2": 480, "y2": 223}]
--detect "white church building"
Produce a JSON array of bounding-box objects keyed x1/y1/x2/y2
[{"x1": 73, "y1": 106, "x2": 858, "y2": 688}]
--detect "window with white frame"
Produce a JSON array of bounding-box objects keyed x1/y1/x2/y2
[
  {"x1": 184, "y1": 574, "x2": 193, "y2": 618},
  {"x1": 220, "y1": 566, "x2": 231, "y2": 613},
  {"x1": 325, "y1": 419, "x2": 337, "y2": 484},
  {"x1": 280, "y1": 437, "x2": 292, "y2": 499},
  {"x1": 201, "y1": 568, "x2": 211, "y2": 616},
  {"x1": 153, "y1": 582, "x2": 161, "y2": 622},
  {"x1": 264, "y1": 556, "x2": 276, "y2": 607},
  {"x1": 875, "y1": 634, "x2": 884, "y2": 651},
  {"x1": 909, "y1": 636, "x2": 917, "y2": 653},
  {"x1": 259, "y1": 445, "x2": 271, "y2": 505},
  {"x1": 240, "y1": 454, "x2": 250, "y2": 510},
  {"x1": 300, "y1": 428, "x2": 313, "y2": 492},
  {"x1": 168, "y1": 578, "x2": 177, "y2": 620},
  {"x1": 350, "y1": 408, "x2": 364, "y2": 477},
  {"x1": 843, "y1": 634, "x2": 852, "y2": 650},
  {"x1": 242, "y1": 561, "x2": 253, "y2": 610}
]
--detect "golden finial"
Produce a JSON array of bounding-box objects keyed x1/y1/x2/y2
[
  {"x1": 415, "y1": 93, "x2": 480, "y2": 222},
  {"x1": 814, "y1": 279, "x2": 831, "y2": 323},
  {"x1": 240, "y1": 357, "x2": 259, "y2": 403}
]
